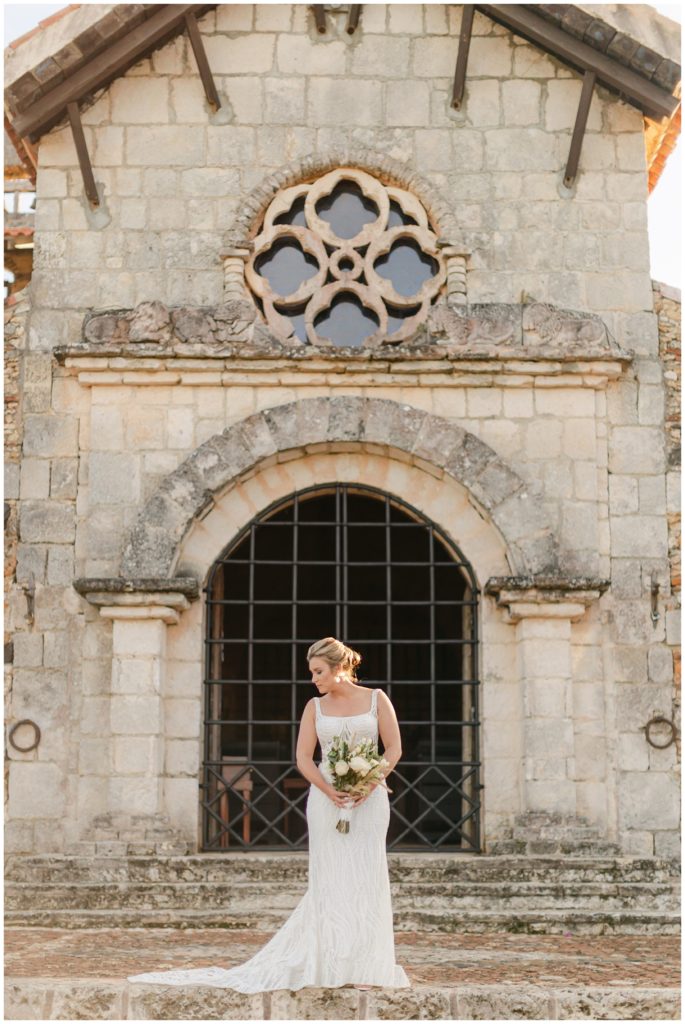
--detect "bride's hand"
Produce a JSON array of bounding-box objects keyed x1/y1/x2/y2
[
  {"x1": 326, "y1": 785, "x2": 351, "y2": 807},
  {"x1": 350, "y1": 784, "x2": 377, "y2": 807}
]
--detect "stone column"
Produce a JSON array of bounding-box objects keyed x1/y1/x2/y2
[
  {"x1": 220, "y1": 245, "x2": 251, "y2": 301},
  {"x1": 74, "y1": 579, "x2": 198, "y2": 851},
  {"x1": 485, "y1": 576, "x2": 608, "y2": 834},
  {"x1": 440, "y1": 244, "x2": 469, "y2": 305}
]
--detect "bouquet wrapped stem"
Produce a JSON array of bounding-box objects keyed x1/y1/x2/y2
[{"x1": 325, "y1": 733, "x2": 392, "y2": 835}]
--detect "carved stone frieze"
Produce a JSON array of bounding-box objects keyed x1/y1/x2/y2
[
  {"x1": 76, "y1": 298, "x2": 629, "y2": 364},
  {"x1": 522, "y1": 302, "x2": 608, "y2": 350},
  {"x1": 83, "y1": 299, "x2": 276, "y2": 349},
  {"x1": 424, "y1": 304, "x2": 518, "y2": 347},
  {"x1": 421, "y1": 300, "x2": 625, "y2": 358}
]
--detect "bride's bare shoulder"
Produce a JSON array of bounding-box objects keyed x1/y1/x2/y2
[{"x1": 376, "y1": 689, "x2": 394, "y2": 710}]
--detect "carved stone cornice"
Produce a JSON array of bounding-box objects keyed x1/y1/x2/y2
[
  {"x1": 484, "y1": 575, "x2": 610, "y2": 622},
  {"x1": 73, "y1": 577, "x2": 200, "y2": 622}
]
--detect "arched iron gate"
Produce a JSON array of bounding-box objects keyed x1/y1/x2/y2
[{"x1": 200, "y1": 483, "x2": 482, "y2": 851}]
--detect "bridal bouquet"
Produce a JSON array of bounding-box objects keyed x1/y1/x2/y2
[{"x1": 325, "y1": 733, "x2": 391, "y2": 834}]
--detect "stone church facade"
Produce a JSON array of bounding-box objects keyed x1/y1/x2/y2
[{"x1": 4, "y1": 4, "x2": 681, "y2": 865}]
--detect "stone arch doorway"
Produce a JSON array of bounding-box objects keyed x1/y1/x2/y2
[{"x1": 201, "y1": 482, "x2": 481, "y2": 853}]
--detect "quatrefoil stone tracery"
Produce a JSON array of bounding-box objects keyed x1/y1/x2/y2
[{"x1": 245, "y1": 168, "x2": 447, "y2": 348}]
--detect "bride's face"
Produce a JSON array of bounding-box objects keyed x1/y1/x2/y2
[{"x1": 309, "y1": 656, "x2": 343, "y2": 694}]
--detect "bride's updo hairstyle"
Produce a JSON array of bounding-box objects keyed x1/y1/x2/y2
[{"x1": 307, "y1": 637, "x2": 362, "y2": 682}]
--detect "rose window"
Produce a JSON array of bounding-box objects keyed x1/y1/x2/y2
[{"x1": 245, "y1": 168, "x2": 446, "y2": 348}]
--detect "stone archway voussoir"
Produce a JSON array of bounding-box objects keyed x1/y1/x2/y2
[{"x1": 120, "y1": 397, "x2": 560, "y2": 580}]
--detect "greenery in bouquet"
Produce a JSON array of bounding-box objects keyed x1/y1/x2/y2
[{"x1": 326, "y1": 734, "x2": 391, "y2": 833}]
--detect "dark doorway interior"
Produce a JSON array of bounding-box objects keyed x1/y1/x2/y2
[{"x1": 201, "y1": 484, "x2": 482, "y2": 851}]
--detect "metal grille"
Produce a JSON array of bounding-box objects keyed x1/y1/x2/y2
[{"x1": 200, "y1": 483, "x2": 482, "y2": 851}]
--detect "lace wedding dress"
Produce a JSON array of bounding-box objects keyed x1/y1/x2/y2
[{"x1": 127, "y1": 687, "x2": 410, "y2": 992}]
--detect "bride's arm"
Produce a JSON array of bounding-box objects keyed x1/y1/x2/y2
[
  {"x1": 377, "y1": 690, "x2": 402, "y2": 777},
  {"x1": 349, "y1": 690, "x2": 402, "y2": 807},
  {"x1": 295, "y1": 700, "x2": 348, "y2": 805}
]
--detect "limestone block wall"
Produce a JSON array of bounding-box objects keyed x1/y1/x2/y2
[
  {"x1": 30, "y1": 5, "x2": 652, "y2": 337},
  {"x1": 6, "y1": 4, "x2": 679, "y2": 856}
]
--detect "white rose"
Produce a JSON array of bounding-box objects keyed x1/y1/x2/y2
[
  {"x1": 349, "y1": 755, "x2": 371, "y2": 774},
  {"x1": 335, "y1": 760, "x2": 350, "y2": 776}
]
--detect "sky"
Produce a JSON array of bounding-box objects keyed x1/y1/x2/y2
[{"x1": 3, "y1": 2, "x2": 682, "y2": 289}]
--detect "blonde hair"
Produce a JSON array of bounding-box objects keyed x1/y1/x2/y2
[{"x1": 307, "y1": 637, "x2": 362, "y2": 682}]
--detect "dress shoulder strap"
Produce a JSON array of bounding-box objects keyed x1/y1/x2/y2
[
  {"x1": 371, "y1": 688, "x2": 379, "y2": 716},
  {"x1": 313, "y1": 696, "x2": 321, "y2": 720}
]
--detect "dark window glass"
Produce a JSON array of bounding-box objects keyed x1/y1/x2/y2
[
  {"x1": 254, "y1": 239, "x2": 318, "y2": 296},
  {"x1": 347, "y1": 603, "x2": 386, "y2": 640},
  {"x1": 274, "y1": 195, "x2": 307, "y2": 226},
  {"x1": 275, "y1": 302, "x2": 308, "y2": 343},
  {"x1": 254, "y1": 523, "x2": 292, "y2": 561},
  {"x1": 374, "y1": 238, "x2": 438, "y2": 296},
  {"x1": 387, "y1": 303, "x2": 421, "y2": 336},
  {"x1": 254, "y1": 563, "x2": 291, "y2": 600},
  {"x1": 314, "y1": 291, "x2": 380, "y2": 347},
  {"x1": 315, "y1": 181, "x2": 379, "y2": 238},
  {"x1": 297, "y1": 564, "x2": 336, "y2": 600},
  {"x1": 387, "y1": 200, "x2": 417, "y2": 228},
  {"x1": 347, "y1": 563, "x2": 387, "y2": 601},
  {"x1": 298, "y1": 492, "x2": 337, "y2": 522}
]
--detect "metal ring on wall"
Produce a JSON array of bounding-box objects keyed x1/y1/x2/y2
[
  {"x1": 645, "y1": 716, "x2": 677, "y2": 749},
  {"x1": 8, "y1": 719, "x2": 41, "y2": 753}
]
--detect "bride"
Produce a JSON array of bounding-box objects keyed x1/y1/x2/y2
[{"x1": 127, "y1": 636, "x2": 410, "y2": 992}]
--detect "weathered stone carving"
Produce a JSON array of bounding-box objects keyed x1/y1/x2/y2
[
  {"x1": 425, "y1": 304, "x2": 517, "y2": 347},
  {"x1": 417, "y1": 300, "x2": 620, "y2": 357},
  {"x1": 244, "y1": 167, "x2": 447, "y2": 348},
  {"x1": 127, "y1": 300, "x2": 172, "y2": 343},
  {"x1": 522, "y1": 302, "x2": 607, "y2": 349},
  {"x1": 79, "y1": 297, "x2": 626, "y2": 363},
  {"x1": 83, "y1": 299, "x2": 278, "y2": 348}
]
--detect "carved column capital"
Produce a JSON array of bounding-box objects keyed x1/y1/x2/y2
[
  {"x1": 73, "y1": 577, "x2": 199, "y2": 624},
  {"x1": 484, "y1": 575, "x2": 609, "y2": 623}
]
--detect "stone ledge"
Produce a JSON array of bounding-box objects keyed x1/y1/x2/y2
[
  {"x1": 485, "y1": 574, "x2": 610, "y2": 602},
  {"x1": 4, "y1": 976, "x2": 680, "y2": 1021},
  {"x1": 73, "y1": 577, "x2": 200, "y2": 600}
]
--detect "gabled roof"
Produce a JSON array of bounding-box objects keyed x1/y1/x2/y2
[{"x1": 4, "y1": 3, "x2": 681, "y2": 191}]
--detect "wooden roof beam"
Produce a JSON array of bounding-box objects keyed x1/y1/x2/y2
[
  {"x1": 312, "y1": 6, "x2": 327, "y2": 34},
  {"x1": 12, "y1": 4, "x2": 213, "y2": 140},
  {"x1": 477, "y1": 4, "x2": 679, "y2": 120},
  {"x1": 66, "y1": 101, "x2": 99, "y2": 207},
  {"x1": 451, "y1": 5, "x2": 475, "y2": 110},
  {"x1": 563, "y1": 69, "x2": 596, "y2": 187},
  {"x1": 347, "y1": 5, "x2": 362, "y2": 34},
  {"x1": 184, "y1": 11, "x2": 220, "y2": 111}
]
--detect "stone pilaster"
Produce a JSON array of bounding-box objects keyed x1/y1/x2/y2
[
  {"x1": 73, "y1": 578, "x2": 198, "y2": 850},
  {"x1": 485, "y1": 575, "x2": 610, "y2": 844}
]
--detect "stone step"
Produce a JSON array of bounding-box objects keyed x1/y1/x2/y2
[
  {"x1": 489, "y1": 838, "x2": 623, "y2": 856},
  {"x1": 5, "y1": 906, "x2": 680, "y2": 935},
  {"x1": 5, "y1": 853, "x2": 680, "y2": 885},
  {"x1": 6, "y1": 879, "x2": 679, "y2": 912},
  {"x1": 5, "y1": 854, "x2": 678, "y2": 935},
  {"x1": 5, "y1": 976, "x2": 680, "y2": 1021}
]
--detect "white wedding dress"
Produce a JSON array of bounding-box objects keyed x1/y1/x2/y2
[{"x1": 127, "y1": 687, "x2": 410, "y2": 992}]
